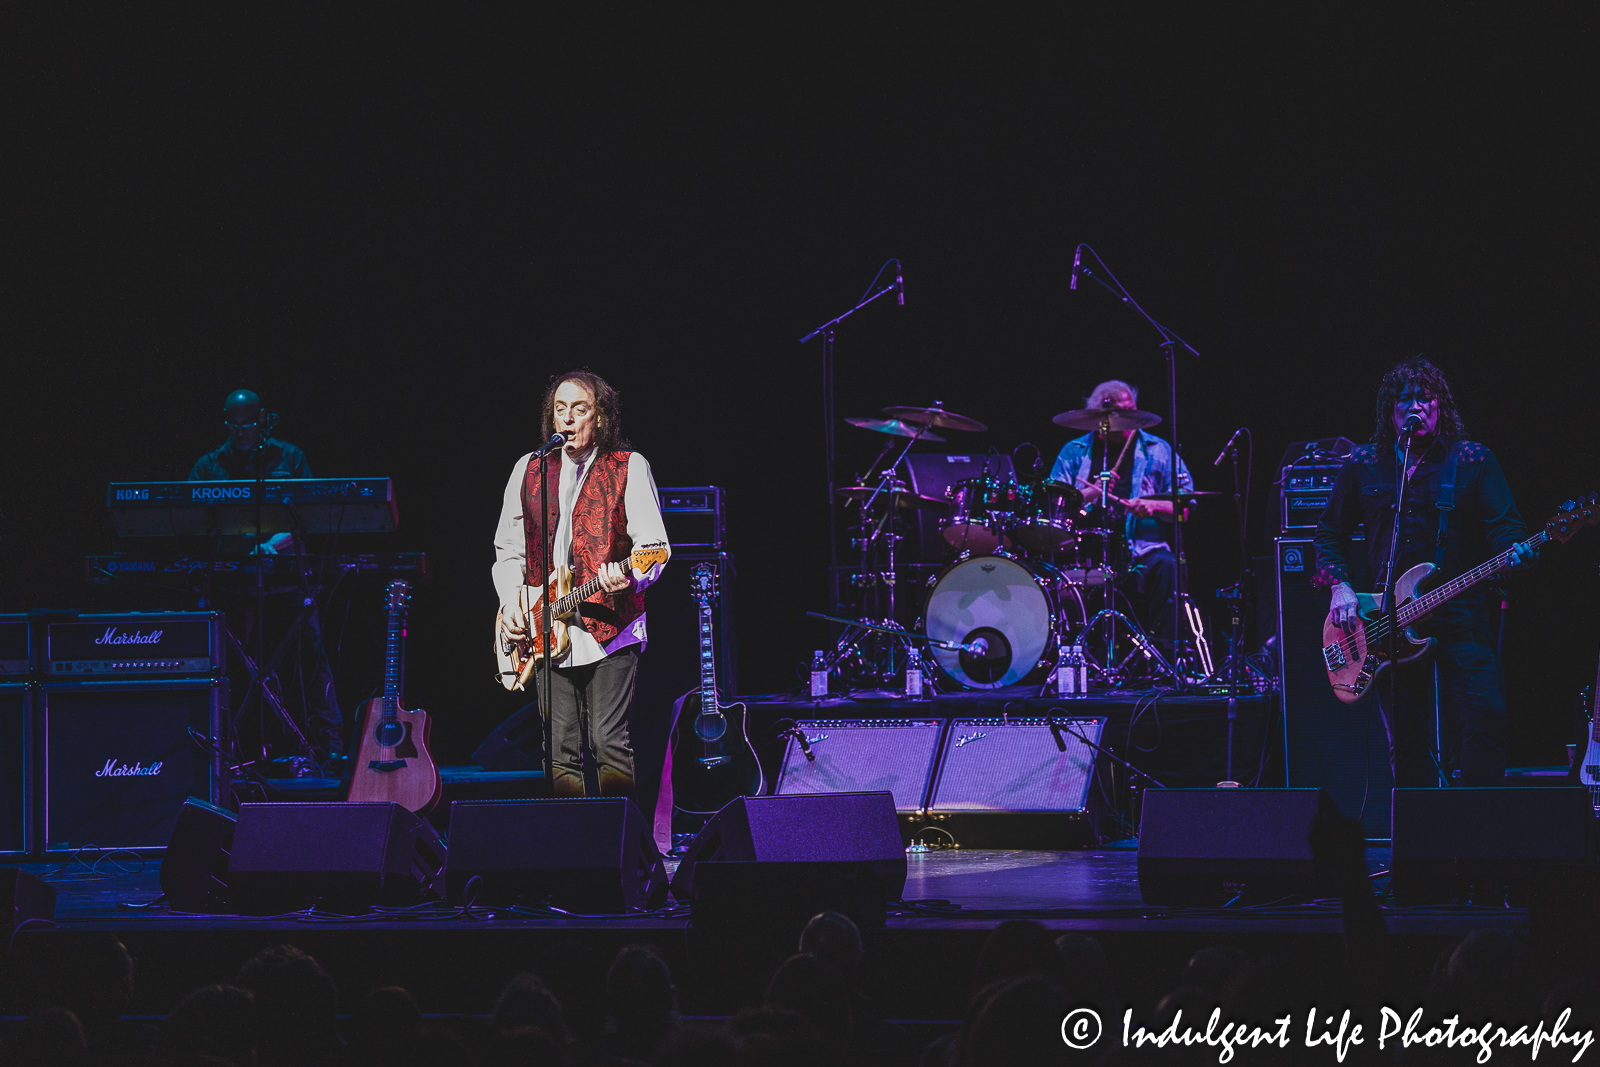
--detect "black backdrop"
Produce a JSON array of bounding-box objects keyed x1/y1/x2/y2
[{"x1": 7, "y1": 10, "x2": 1597, "y2": 769}]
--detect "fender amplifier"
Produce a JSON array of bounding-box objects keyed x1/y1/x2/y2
[
  {"x1": 774, "y1": 719, "x2": 945, "y2": 815},
  {"x1": 44, "y1": 612, "x2": 222, "y2": 678},
  {"x1": 40, "y1": 677, "x2": 225, "y2": 851},
  {"x1": 914, "y1": 716, "x2": 1107, "y2": 848}
]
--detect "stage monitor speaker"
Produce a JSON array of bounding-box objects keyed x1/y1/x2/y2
[
  {"x1": 471, "y1": 702, "x2": 542, "y2": 772},
  {"x1": 3, "y1": 868, "x2": 55, "y2": 949},
  {"x1": 1137, "y1": 787, "x2": 1335, "y2": 905},
  {"x1": 916, "y1": 717, "x2": 1106, "y2": 848},
  {"x1": 1277, "y1": 537, "x2": 1393, "y2": 837},
  {"x1": 160, "y1": 797, "x2": 237, "y2": 913},
  {"x1": 0, "y1": 682, "x2": 31, "y2": 855},
  {"x1": 774, "y1": 718, "x2": 945, "y2": 814},
  {"x1": 40, "y1": 678, "x2": 224, "y2": 851},
  {"x1": 669, "y1": 791, "x2": 906, "y2": 904},
  {"x1": 1390, "y1": 787, "x2": 1597, "y2": 906},
  {"x1": 903, "y1": 453, "x2": 1017, "y2": 563},
  {"x1": 228, "y1": 802, "x2": 447, "y2": 914},
  {"x1": 445, "y1": 797, "x2": 668, "y2": 912}
]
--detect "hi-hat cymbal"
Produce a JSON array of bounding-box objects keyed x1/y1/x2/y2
[
  {"x1": 845, "y1": 416, "x2": 947, "y2": 442},
  {"x1": 1139, "y1": 490, "x2": 1223, "y2": 502},
  {"x1": 837, "y1": 485, "x2": 951, "y2": 511},
  {"x1": 882, "y1": 404, "x2": 987, "y2": 432},
  {"x1": 1053, "y1": 408, "x2": 1163, "y2": 432}
]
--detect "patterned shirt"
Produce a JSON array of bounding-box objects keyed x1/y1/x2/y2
[
  {"x1": 1049, "y1": 430, "x2": 1194, "y2": 559},
  {"x1": 1311, "y1": 439, "x2": 1526, "y2": 634}
]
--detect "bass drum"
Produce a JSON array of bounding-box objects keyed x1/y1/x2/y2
[{"x1": 922, "y1": 553, "x2": 1058, "y2": 690}]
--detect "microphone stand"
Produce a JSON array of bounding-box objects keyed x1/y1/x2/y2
[
  {"x1": 539, "y1": 443, "x2": 557, "y2": 796},
  {"x1": 1383, "y1": 430, "x2": 1418, "y2": 785},
  {"x1": 1073, "y1": 246, "x2": 1202, "y2": 687},
  {"x1": 799, "y1": 263, "x2": 903, "y2": 625}
]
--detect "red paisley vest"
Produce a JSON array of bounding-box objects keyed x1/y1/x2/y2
[{"x1": 522, "y1": 450, "x2": 643, "y2": 646}]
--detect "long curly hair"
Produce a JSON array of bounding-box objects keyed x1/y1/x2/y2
[
  {"x1": 1372, "y1": 356, "x2": 1467, "y2": 450},
  {"x1": 540, "y1": 369, "x2": 629, "y2": 454}
]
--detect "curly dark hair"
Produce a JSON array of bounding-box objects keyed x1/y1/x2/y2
[
  {"x1": 1372, "y1": 356, "x2": 1467, "y2": 450},
  {"x1": 540, "y1": 369, "x2": 629, "y2": 454}
]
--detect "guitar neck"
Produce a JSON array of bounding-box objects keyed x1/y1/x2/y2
[
  {"x1": 553, "y1": 557, "x2": 630, "y2": 615},
  {"x1": 698, "y1": 600, "x2": 717, "y2": 707},
  {"x1": 382, "y1": 604, "x2": 405, "y2": 722},
  {"x1": 1397, "y1": 531, "x2": 1547, "y2": 627}
]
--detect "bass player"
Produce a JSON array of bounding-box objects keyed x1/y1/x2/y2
[
  {"x1": 1314, "y1": 357, "x2": 1534, "y2": 788},
  {"x1": 492, "y1": 370, "x2": 670, "y2": 799}
]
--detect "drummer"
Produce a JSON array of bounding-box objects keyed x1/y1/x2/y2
[{"x1": 1048, "y1": 379, "x2": 1194, "y2": 642}]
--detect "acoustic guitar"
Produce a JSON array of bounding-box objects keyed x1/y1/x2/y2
[
  {"x1": 494, "y1": 541, "x2": 670, "y2": 690},
  {"x1": 668, "y1": 562, "x2": 764, "y2": 815},
  {"x1": 348, "y1": 580, "x2": 441, "y2": 812},
  {"x1": 1322, "y1": 493, "x2": 1598, "y2": 703}
]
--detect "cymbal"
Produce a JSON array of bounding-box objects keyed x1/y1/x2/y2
[
  {"x1": 845, "y1": 416, "x2": 947, "y2": 442},
  {"x1": 881, "y1": 404, "x2": 987, "y2": 432},
  {"x1": 837, "y1": 485, "x2": 950, "y2": 512},
  {"x1": 1139, "y1": 490, "x2": 1223, "y2": 502},
  {"x1": 1052, "y1": 408, "x2": 1162, "y2": 432}
]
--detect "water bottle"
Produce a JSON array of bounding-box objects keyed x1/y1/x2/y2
[
  {"x1": 905, "y1": 647, "x2": 924, "y2": 699},
  {"x1": 1056, "y1": 645, "x2": 1077, "y2": 696},
  {"x1": 1070, "y1": 644, "x2": 1089, "y2": 699},
  {"x1": 810, "y1": 651, "x2": 829, "y2": 699}
]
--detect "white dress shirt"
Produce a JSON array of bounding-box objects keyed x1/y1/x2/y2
[{"x1": 492, "y1": 447, "x2": 669, "y2": 667}]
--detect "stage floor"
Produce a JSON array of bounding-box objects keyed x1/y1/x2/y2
[{"x1": 5, "y1": 843, "x2": 1526, "y2": 1020}]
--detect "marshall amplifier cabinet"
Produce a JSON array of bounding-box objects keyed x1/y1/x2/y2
[
  {"x1": 0, "y1": 615, "x2": 29, "y2": 677},
  {"x1": 0, "y1": 682, "x2": 32, "y2": 854},
  {"x1": 659, "y1": 487, "x2": 726, "y2": 551},
  {"x1": 45, "y1": 611, "x2": 222, "y2": 678},
  {"x1": 40, "y1": 677, "x2": 225, "y2": 851}
]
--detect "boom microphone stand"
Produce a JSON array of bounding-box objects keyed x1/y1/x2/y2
[
  {"x1": 799, "y1": 259, "x2": 904, "y2": 621},
  {"x1": 1072, "y1": 246, "x2": 1201, "y2": 683}
]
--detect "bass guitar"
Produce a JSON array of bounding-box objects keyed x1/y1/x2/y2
[
  {"x1": 1577, "y1": 647, "x2": 1600, "y2": 808},
  {"x1": 1323, "y1": 493, "x2": 1599, "y2": 703},
  {"x1": 494, "y1": 541, "x2": 670, "y2": 690},
  {"x1": 348, "y1": 580, "x2": 441, "y2": 812},
  {"x1": 668, "y1": 562, "x2": 764, "y2": 815}
]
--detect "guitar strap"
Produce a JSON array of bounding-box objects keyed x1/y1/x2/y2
[{"x1": 1434, "y1": 441, "x2": 1460, "y2": 569}]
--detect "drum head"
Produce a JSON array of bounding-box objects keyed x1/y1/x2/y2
[{"x1": 924, "y1": 554, "x2": 1055, "y2": 689}]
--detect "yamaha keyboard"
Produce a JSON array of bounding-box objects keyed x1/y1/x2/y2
[
  {"x1": 107, "y1": 478, "x2": 398, "y2": 535},
  {"x1": 86, "y1": 552, "x2": 431, "y2": 588}
]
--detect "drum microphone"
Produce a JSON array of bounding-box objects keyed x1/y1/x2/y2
[
  {"x1": 1045, "y1": 712, "x2": 1068, "y2": 752},
  {"x1": 896, "y1": 259, "x2": 904, "y2": 306},
  {"x1": 1212, "y1": 426, "x2": 1245, "y2": 467},
  {"x1": 532, "y1": 432, "x2": 567, "y2": 458}
]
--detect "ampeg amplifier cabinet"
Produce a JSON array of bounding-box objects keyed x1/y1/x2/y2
[
  {"x1": 0, "y1": 683, "x2": 32, "y2": 855},
  {"x1": 44, "y1": 612, "x2": 223, "y2": 678},
  {"x1": 0, "y1": 615, "x2": 30, "y2": 676},
  {"x1": 915, "y1": 717, "x2": 1107, "y2": 848},
  {"x1": 775, "y1": 719, "x2": 946, "y2": 817},
  {"x1": 1280, "y1": 464, "x2": 1343, "y2": 534},
  {"x1": 40, "y1": 677, "x2": 225, "y2": 851},
  {"x1": 1276, "y1": 537, "x2": 1393, "y2": 837},
  {"x1": 659, "y1": 487, "x2": 726, "y2": 551}
]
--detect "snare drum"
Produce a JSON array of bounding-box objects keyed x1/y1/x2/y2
[
  {"x1": 1009, "y1": 480, "x2": 1085, "y2": 554},
  {"x1": 941, "y1": 476, "x2": 1022, "y2": 554},
  {"x1": 921, "y1": 553, "x2": 1058, "y2": 689}
]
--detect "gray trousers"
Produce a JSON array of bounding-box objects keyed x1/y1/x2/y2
[{"x1": 536, "y1": 646, "x2": 639, "y2": 798}]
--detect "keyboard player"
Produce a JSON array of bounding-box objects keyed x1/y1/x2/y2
[{"x1": 187, "y1": 388, "x2": 344, "y2": 763}]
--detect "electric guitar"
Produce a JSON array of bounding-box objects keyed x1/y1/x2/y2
[
  {"x1": 1577, "y1": 647, "x2": 1600, "y2": 807},
  {"x1": 1322, "y1": 493, "x2": 1599, "y2": 703},
  {"x1": 668, "y1": 562, "x2": 764, "y2": 815},
  {"x1": 494, "y1": 542, "x2": 670, "y2": 690},
  {"x1": 348, "y1": 580, "x2": 441, "y2": 812}
]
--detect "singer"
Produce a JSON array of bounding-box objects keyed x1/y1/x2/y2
[
  {"x1": 492, "y1": 370, "x2": 670, "y2": 798},
  {"x1": 1314, "y1": 357, "x2": 1535, "y2": 787},
  {"x1": 1049, "y1": 379, "x2": 1194, "y2": 646}
]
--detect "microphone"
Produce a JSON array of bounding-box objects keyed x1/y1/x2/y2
[
  {"x1": 1045, "y1": 713, "x2": 1068, "y2": 752},
  {"x1": 1402, "y1": 413, "x2": 1423, "y2": 436},
  {"x1": 1213, "y1": 426, "x2": 1245, "y2": 467},
  {"x1": 790, "y1": 727, "x2": 815, "y2": 762},
  {"x1": 532, "y1": 432, "x2": 567, "y2": 458},
  {"x1": 1069, "y1": 246, "x2": 1082, "y2": 291},
  {"x1": 896, "y1": 260, "x2": 904, "y2": 306}
]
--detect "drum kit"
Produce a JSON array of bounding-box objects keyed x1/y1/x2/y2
[{"x1": 823, "y1": 401, "x2": 1220, "y2": 693}]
